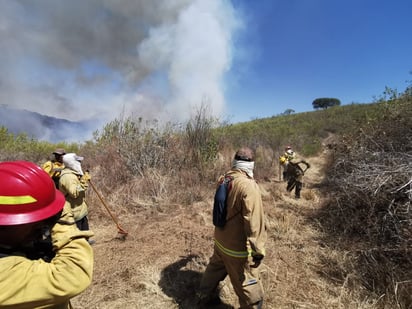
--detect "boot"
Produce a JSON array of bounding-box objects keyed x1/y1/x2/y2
[
  {"x1": 253, "y1": 299, "x2": 263, "y2": 309},
  {"x1": 241, "y1": 300, "x2": 263, "y2": 309},
  {"x1": 195, "y1": 292, "x2": 221, "y2": 308}
]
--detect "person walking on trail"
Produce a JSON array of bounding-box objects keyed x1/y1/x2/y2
[
  {"x1": 284, "y1": 159, "x2": 310, "y2": 199},
  {"x1": 279, "y1": 145, "x2": 296, "y2": 181},
  {"x1": 197, "y1": 147, "x2": 267, "y2": 309},
  {"x1": 59, "y1": 153, "x2": 92, "y2": 232},
  {"x1": 0, "y1": 161, "x2": 94, "y2": 309},
  {"x1": 42, "y1": 148, "x2": 66, "y2": 188}
]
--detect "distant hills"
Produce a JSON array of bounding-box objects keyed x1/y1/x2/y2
[{"x1": 0, "y1": 105, "x2": 101, "y2": 143}]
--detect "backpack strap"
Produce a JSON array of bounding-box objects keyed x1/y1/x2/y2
[{"x1": 224, "y1": 175, "x2": 242, "y2": 223}]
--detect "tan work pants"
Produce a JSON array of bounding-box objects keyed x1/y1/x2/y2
[{"x1": 199, "y1": 245, "x2": 264, "y2": 308}]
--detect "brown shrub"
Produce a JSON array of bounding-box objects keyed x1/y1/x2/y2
[{"x1": 313, "y1": 98, "x2": 412, "y2": 308}]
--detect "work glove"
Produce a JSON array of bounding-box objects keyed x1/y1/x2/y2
[
  {"x1": 79, "y1": 171, "x2": 91, "y2": 189},
  {"x1": 51, "y1": 202, "x2": 94, "y2": 250},
  {"x1": 251, "y1": 254, "x2": 264, "y2": 268},
  {"x1": 81, "y1": 171, "x2": 91, "y2": 182}
]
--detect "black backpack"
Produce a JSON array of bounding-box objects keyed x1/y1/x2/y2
[{"x1": 213, "y1": 175, "x2": 235, "y2": 227}]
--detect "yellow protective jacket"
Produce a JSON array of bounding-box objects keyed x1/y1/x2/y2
[
  {"x1": 0, "y1": 205, "x2": 94, "y2": 308},
  {"x1": 59, "y1": 169, "x2": 89, "y2": 222},
  {"x1": 42, "y1": 161, "x2": 65, "y2": 187},
  {"x1": 214, "y1": 169, "x2": 267, "y2": 259},
  {"x1": 279, "y1": 152, "x2": 295, "y2": 166}
]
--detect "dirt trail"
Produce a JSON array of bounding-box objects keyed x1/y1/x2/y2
[{"x1": 72, "y1": 151, "x2": 342, "y2": 309}]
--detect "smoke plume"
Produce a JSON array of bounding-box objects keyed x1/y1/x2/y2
[{"x1": 0, "y1": 0, "x2": 240, "y2": 141}]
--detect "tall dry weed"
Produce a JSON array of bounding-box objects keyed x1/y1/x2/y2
[{"x1": 313, "y1": 98, "x2": 412, "y2": 308}]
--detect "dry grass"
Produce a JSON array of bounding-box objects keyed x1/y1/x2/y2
[
  {"x1": 70, "y1": 149, "x2": 384, "y2": 309},
  {"x1": 2, "y1": 97, "x2": 410, "y2": 308},
  {"x1": 59, "y1": 100, "x2": 412, "y2": 309}
]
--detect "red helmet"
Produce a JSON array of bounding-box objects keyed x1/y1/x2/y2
[
  {"x1": 285, "y1": 145, "x2": 292, "y2": 151},
  {"x1": 0, "y1": 161, "x2": 65, "y2": 225}
]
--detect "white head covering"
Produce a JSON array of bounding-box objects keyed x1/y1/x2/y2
[
  {"x1": 63, "y1": 153, "x2": 84, "y2": 175},
  {"x1": 232, "y1": 160, "x2": 255, "y2": 178},
  {"x1": 232, "y1": 147, "x2": 255, "y2": 178}
]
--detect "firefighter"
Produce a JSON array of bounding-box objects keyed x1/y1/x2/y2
[
  {"x1": 284, "y1": 160, "x2": 310, "y2": 199},
  {"x1": 279, "y1": 145, "x2": 296, "y2": 181},
  {"x1": 0, "y1": 161, "x2": 94, "y2": 308},
  {"x1": 284, "y1": 145, "x2": 295, "y2": 159},
  {"x1": 59, "y1": 153, "x2": 92, "y2": 232},
  {"x1": 42, "y1": 148, "x2": 66, "y2": 188},
  {"x1": 197, "y1": 147, "x2": 267, "y2": 309}
]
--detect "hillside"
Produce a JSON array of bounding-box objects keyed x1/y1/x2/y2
[
  {"x1": 71, "y1": 148, "x2": 350, "y2": 308},
  {"x1": 0, "y1": 105, "x2": 100, "y2": 142}
]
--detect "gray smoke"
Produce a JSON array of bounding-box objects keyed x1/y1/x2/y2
[{"x1": 0, "y1": 0, "x2": 241, "y2": 141}]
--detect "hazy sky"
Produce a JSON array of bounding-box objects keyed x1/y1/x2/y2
[{"x1": 1, "y1": 0, "x2": 411, "y2": 132}]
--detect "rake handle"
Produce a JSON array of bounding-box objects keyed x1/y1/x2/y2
[{"x1": 89, "y1": 180, "x2": 128, "y2": 235}]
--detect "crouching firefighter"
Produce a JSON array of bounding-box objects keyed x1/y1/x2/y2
[
  {"x1": 0, "y1": 161, "x2": 94, "y2": 309},
  {"x1": 284, "y1": 160, "x2": 310, "y2": 199}
]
